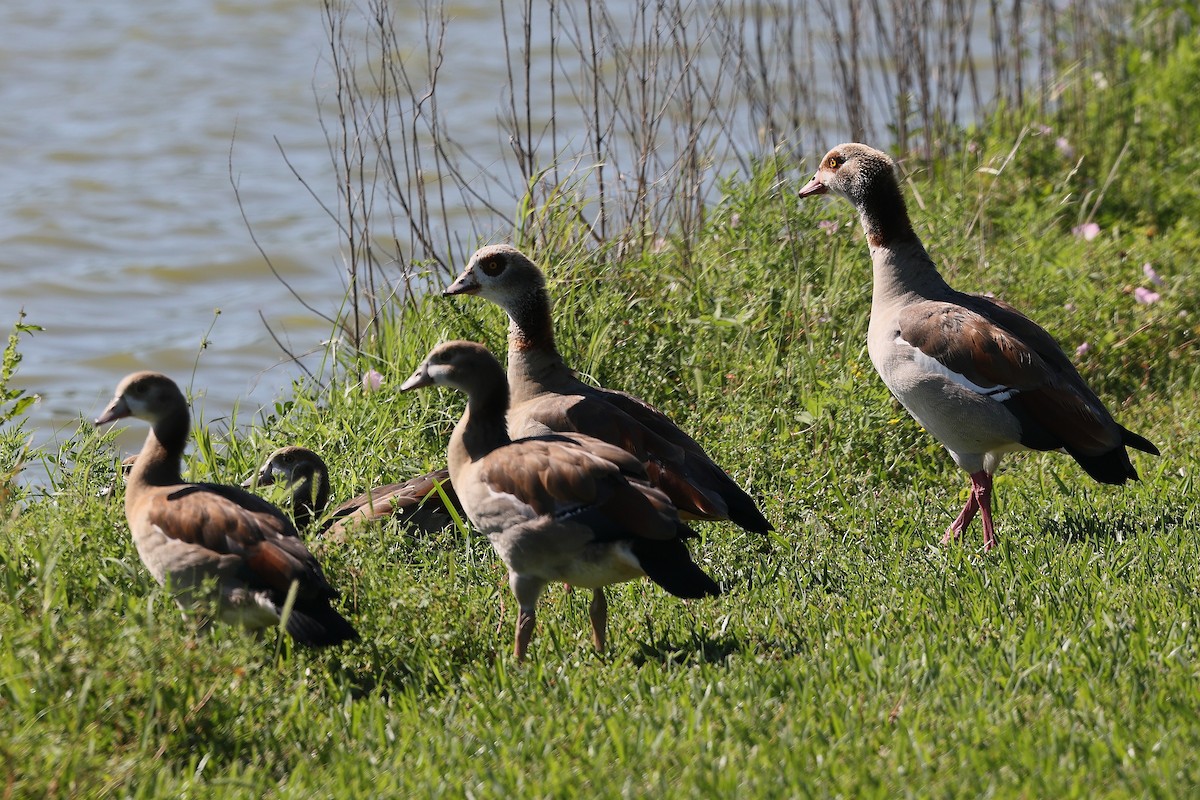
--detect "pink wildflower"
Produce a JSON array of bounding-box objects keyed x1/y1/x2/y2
[
  {"x1": 363, "y1": 369, "x2": 384, "y2": 392},
  {"x1": 1075, "y1": 342, "x2": 1090, "y2": 357},
  {"x1": 1133, "y1": 287, "x2": 1161, "y2": 305},
  {"x1": 818, "y1": 219, "x2": 839, "y2": 235},
  {"x1": 1142, "y1": 263, "x2": 1164, "y2": 286},
  {"x1": 1055, "y1": 137, "x2": 1075, "y2": 159},
  {"x1": 1072, "y1": 222, "x2": 1100, "y2": 241}
]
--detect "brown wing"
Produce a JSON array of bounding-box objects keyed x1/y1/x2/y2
[
  {"x1": 588, "y1": 387, "x2": 772, "y2": 531},
  {"x1": 898, "y1": 298, "x2": 1123, "y2": 454},
  {"x1": 326, "y1": 468, "x2": 461, "y2": 524},
  {"x1": 963, "y1": 293, "x2": 1082, "y2": 374},
  {"x1": 897, "y1": 300, "x2": 1052, "y2": 390},
  {"x1": 476, "y1": 438, "x2": 680, "y2": 542},
  {"x1": 592, "y1": 386, "x2": 714, "y2": 457},
  {"x1": 512, "y1": 394, "x2": 744, "y2": 524},
  {"x1": 147, "y1": 483, "x2": 338, "y2": 600}
]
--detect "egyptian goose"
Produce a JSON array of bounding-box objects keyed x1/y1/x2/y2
[
  {"x1": 95, "y1": 372, "x2": 358, "y2": 646},
  {"x1": 798, "y1": 143, "x2": 1159, "y2": 549},
  {"x1": 400, "y1": 340, "x2": 720, "y2": 660},
  {"x1": 444, "y1": 244, "x2": 772, "y2": 534},
  {"x1": 248, "y1": 445, "x2": 462, "y2": 536},
  {"x1": 246, "y1": 446, "x2": 330, "y2": 530}
]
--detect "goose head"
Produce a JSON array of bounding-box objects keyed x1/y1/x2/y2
[
  {"x1": 95, "y1": 371, "x2": 187, "y2": 427},
  {"x1": 443, "y1": 244, "x2": 545, "y2": 313},
  {"x1": 797, "y1": 143, "x2": 901, "y2": 207},
  {"x1": 399, "y1": 340, "x2": 507, "y2": 400},
  {"x1": 248, "y1": 446, "x2": 326, "y2": 491},
  {"x1": 245, "y1": 445, "x2": 331, "y2": 528}
]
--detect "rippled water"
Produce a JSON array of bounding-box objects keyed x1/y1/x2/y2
[
  {"x1": 1, "y1": 0, "x2": 1021, "y2": 477},
  {"x1": 1, "y1": 1, "x2": 343, "y2": 460}
]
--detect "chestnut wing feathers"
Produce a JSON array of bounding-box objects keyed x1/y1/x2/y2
[
  {"x1": 592, "y1": 386, "x2": 772, "y2": 532},
  {"x1": 899, "y1": 300, "x2": 1053, "y2": 391},
  {"x1": 522, "y1": 390, "x2": 769, "y2": 531},
  {"x1": 149, "y1": 483, "x2": 339, "y2": 600},
  {"x1": 898, "y1": 295, "x2": 1158, "y2": 480},
  {"x1": 477, "y1": 437, "x2": 681, "y2": 543},
  {"x1": 325, "y1": 468, "x2": 461, "y2": 528}
]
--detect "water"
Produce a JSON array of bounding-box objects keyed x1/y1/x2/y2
[
  {"x1": 0, "y1": 0, "x2": 1037, "y2": 479},
  {"x1": 0, "y1": 1, "x2": 349, "y2": 462}
]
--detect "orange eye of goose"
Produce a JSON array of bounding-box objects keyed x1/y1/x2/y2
[
  {"x1": 826, "y1": 155, "x2": 842, "y2": 170},
  {"x1": 480, "y1": 257, "x2": 505, "y2": 277}
]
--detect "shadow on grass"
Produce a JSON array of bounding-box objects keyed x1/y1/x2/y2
[
  {"x1": 1039, "y1": 510, "x2": 1176, "y2": 545},
  {"x1": 629, "y1": 632, "x2": 745, "y2": 667}
]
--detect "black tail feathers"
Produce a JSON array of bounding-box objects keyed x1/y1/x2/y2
[
  {"x1": 283, "y1": 601, "x2": 359, "y2": 648},
  {"x1": 631, "y1": 538, "x2": 721, "y2": 599},
  {"x1": 1070, "y1": 425, "x2": 1159, "y2": 486},
  {"x1": 1121, "y1": 425, "x2": 1160, "y2": 457}
]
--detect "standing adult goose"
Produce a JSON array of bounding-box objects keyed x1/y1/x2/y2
[
  {"x1": 444, "y1": 244, "x2": 772, "y2": 534},
  {"x1": 248, "y1": 445, "x2": 462, "y2": 537},
  {"x1": 400, "y1": 340, "x2": 721, "y2": 660},
  {"x1": 95, "y1": 372, "x2": 358, "y2": 646},
  {"x1": 798, "y1": 143, "x2": 1159, "y2": 549}
]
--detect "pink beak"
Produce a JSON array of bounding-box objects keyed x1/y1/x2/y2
[
  {"x1": 797, "y1": 175, "x2": 828, "y2": 198},
  {"x1": 444, "y1": 268, "x2": 480, "y2": 297}
]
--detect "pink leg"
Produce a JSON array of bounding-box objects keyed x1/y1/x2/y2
[
  {"x1": 941, "y1": 471, "x2": 997, "y2": 550},
  {"x1": 941, "y1": 490, "x2": 980, "y2": 544},
  {"x1": 972, "y1": 471, "x2": 997, "y2": 551}
]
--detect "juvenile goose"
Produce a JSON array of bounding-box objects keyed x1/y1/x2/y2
[
  {"x1": 248, "y1": 445, "x2": 462, "y2": 537},
  {"x1": 798, "y1": 143, "x2": 1159, "y2": 549},
  {"x1": 95, "y1": 372, "x2": 358, "y2": 646},
  {"x1": 400, "y1": 341, "x2": 721, "y2": 660},
  {"x1": 445, "y1": 244, "x2": 772, "y2": 534},
  {"x1": 246, "y1": 446, "x2": 330, "y2": 530}
]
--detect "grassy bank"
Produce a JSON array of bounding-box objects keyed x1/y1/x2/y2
[{"x1": 5, "y1": 19, "x2": 1200, "y2": 800}]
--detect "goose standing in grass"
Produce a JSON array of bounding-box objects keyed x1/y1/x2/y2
[
  {"x1": 444, "y1": 244, "x2": 772, "y2": 534},
  {"x1": 95, "y1": 372, "x2": 358, "y2": 647},
  {"x1": 400, "y1": 341, "x2": 720, "y2": 660},
  {"x1": 248, "y1": 445, "x2": 462, "y2": 537},
  {"x1": 798, "y1": 143, "x2": 1159, "y2": 549}
]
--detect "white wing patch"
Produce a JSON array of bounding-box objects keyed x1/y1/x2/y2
[{"x1": 898, "y1": 334, "x2": 1018, "y2": 403}]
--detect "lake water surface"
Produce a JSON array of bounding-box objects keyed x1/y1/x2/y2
[
  {"x1": 1, "y1": 0, "x2": 1027, "y2": 476},
  {"x1": 2, "y1": 0, "x2": 348, "y2": 462}
]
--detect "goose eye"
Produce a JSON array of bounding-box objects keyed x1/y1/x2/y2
[
  {"x1": 479, "y1": 256, "x2": 505, "y2": 277},
  {"x1": 826, "y1": 155, "x2": 842, "y2": 170}
]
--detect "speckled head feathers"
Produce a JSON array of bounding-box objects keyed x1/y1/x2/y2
[
  {"x1": 799, "y1": 143, "x2": 915, "y2": 247},
  {"x1": 798, "y1": 143, "x2": 900, "y2": 206}
]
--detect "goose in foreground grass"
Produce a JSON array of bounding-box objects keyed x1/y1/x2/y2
[
  {"x1": 798, "y1": 143, "x2": 1159, "y2": 550},
  {"x1": 247, "y1": 445, "x2": 462, "y2": 537},
  {"x1": 444, "y1": 244, "x2": 772, "y2": 534},
  {"x1": 95, "y1": 372, "x2": 358, "y2": 647},
  {"x1": 400, "y1": 340, "x2": 721, "y2": 660}
]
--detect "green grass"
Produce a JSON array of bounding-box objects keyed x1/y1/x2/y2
[{"x1": 5, "y1": 29, "x2": 1200, "y2": 800}]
